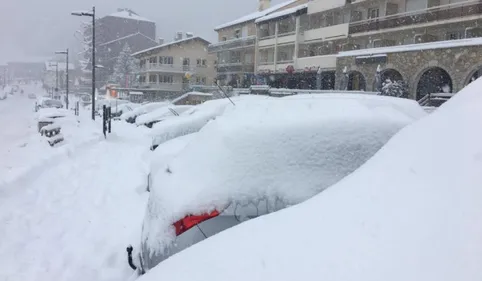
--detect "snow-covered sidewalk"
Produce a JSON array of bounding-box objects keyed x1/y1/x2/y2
[{"x1": 0, "y1": 123, "x2": 152, "y2": 281}]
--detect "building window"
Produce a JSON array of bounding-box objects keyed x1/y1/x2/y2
[
  {"x1": 163, "y1": 56, "x2": 173, "y2": 65},
  {"x1": 183, "y1": 58, "x2": 190, "y2": 66},
  {"x1": 149, "y1": 74, "x2": 157, "y2": 83},
  {"x1": 160, "y1": 75, "x2": 173, "y2": 83},
  {"x1": 235, "y1": 29, "x2": 241, "y2": 38},
  {"x1": 196, "y1": 76, "x2": 207, "y2": 85},
  {"x1": 202, "y1": 59, "x2": 207, "y2": 66},
  {"x1": 259, "y1": 48, "x2": 275, "y2": 64},
  {"x1": 368, "y1": 8, "x2": 380, "y2": 19},
  {"x1": 278, "y1": 16, "x2": 295, "y2": 35},
  {"x1": 351, "y1": 10, "x2": 363, "y2": 22},
  {"x1": 277, "y1": 45, "x2": 295, "y2": 63},
  {"x1": 259, "y1": 22, "x2": 276, "y2": 38},
  {"x1": 222, "y1": 36, "x2": 227, "y2": 41},
  {"x1": 197, "y1": 59, "x2": 202, "y2": 66}
]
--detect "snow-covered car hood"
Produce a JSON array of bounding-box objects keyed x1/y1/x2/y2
[
  {"x1": 141, "y1": 94, "x2": 426, "y2": 266},
  {"x1": 139, "y1": 82, "x2": 482, "y2": 281}
]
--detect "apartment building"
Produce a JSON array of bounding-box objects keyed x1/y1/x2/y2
[
  {"x1": 253, "y1": 0, "x2": 482, "y2": 99},
  {"x1": 132, "y1": 34, "x2": 216, "y2": 100},
  {"x1": 208, "y1": 0, "x2": 304, "y2": 87}
]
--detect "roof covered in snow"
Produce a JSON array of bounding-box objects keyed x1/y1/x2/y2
[
  {"x1": 139, "y1": 81, "x2": 482, "y2": 281},
  {"x1": 132, "y1": 37, "x2": 211, "y2": 57},
  {"x1": 214, "y1": 0, "x2": 298, "y2": 30},
  {"x1": 338, "y1": 37, "x2": 482, "y2": 57},
  {"x1": 170, "y1": 92, "x2": 213, "y2": 104},
  {"x1": 106, "y1": 10, "x2": 154, "y2": 23},
  {"x1": 255, "y1": 3, "x2": 308, "y2": 23}
]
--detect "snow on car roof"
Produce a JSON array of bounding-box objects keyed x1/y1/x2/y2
[
  {"x1": 120, "y1": 102, "x2": 171, "y2": 120},
  {"x1": 150, "y1": 96, "x2": 268, "y2": 146},
  {"x1": 142, "y1": 94, "x2": 426, "y2": 255},
  {"x1": 135, "y1": 105, "x2": 193, "y2": 126},
  {"x1": 140, "y1": 81, "x2": 482, "y2": 281},
  {"x1": 37, "y1": 108, "x2": 69, "y2": 119}
]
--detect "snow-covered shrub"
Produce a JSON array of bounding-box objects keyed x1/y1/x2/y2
[{"x1": 380, "y1": 79, "x2": 408, "y2": 98}]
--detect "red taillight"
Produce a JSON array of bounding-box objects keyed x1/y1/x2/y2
[{"x1": 173, "y1": 210, "x2": 220, "y2": 236}]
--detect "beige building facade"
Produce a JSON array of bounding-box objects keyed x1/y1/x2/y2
[
  {"x1": 249, "y1": 0, "x2": 482, "y2": 99},
  {"x1": 132, "y1": 35, "x2": 216, "y2": 100}
]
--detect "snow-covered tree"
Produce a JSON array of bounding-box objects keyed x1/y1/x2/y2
[
  {"x1": 110, "y1": 43, "x2": 139, "y2": 87},
  {"x1": 380, "y1": 79, "x2": 408, "y2": 98}
]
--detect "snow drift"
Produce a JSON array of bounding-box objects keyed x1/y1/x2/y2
[
  {"x1": 150, "y1": 96, "x2": 268, "y2": 147},
  {"x1": 140, "y1": 81, "x2": 482, "y2": 281},
  {"x1": 140, "y1": 94, "x2": 426, "y2": 268},
  {"x1": 121, "y1": 102, "x2": 170, "y2": 122},
  {"x1": 135, "y1": 105, "x2": 193, "y2": 127}
]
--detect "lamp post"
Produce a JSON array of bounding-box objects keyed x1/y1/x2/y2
[
  {"x1": 72, "y1": 7, "x2": 95, "y2": 120},
  {"x1": 55, "y1": 49, "x2": 69, "y2": 109}
]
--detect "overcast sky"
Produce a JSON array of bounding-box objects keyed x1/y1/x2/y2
[{"x1": 0, "y1": 0, "x2": 286, "y2": 64}]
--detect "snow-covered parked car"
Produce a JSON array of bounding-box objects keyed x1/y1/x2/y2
[
  {"x1": 40, "y1": 98, "x2": 63, "y2": 109},
  {"x1": 135, "y1": 105, "x2": 193, "y2": 128},
  {"x1": 120, "y1": 102, "x2": 170, "y2": 124},
  {"x1": 149, "y1": 96, "x2": 263, "y2": 150},
  {"x1": 28, "y1": 93, "x2": 37, "y2": 99},
  {"x1": 130, "y1": 94, "x2": 427, "y2": 274},
  {"x1": 137, "y1": 79, "x2": 482, "y2": 281},
  {"x1": 110, "y1": 103, "x2": 139, "y2": 119}
]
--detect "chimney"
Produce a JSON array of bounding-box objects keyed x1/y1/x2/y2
[
  {"x1": 258, "y1": 0, "x2": 271, "y2": 11},
  {"x1": 158, "y1": 38, "x2": 165, "y2": 45},
  {"x1": 175, "y1": 31, "x2": 183, "y2": 41},
  {"x1": 186, "y1": 32, "x2": 194, "y2": 38}
]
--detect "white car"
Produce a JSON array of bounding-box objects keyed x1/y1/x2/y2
[
  {"x1": 121, "y1": 102, "x2": 170, "y2": 124},
  {"x1": 135, "y1": 105, "x2": 193, "y2": 128},
  {"x1": 130, "y1": 94, "x2": 427, "y2": 274}
]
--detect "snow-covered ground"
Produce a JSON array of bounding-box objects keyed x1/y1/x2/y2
[
  {"x1": 138, "y1": 80, "x2": 482, "y2": 280},
  {"x1": 0, "y1": 85, "x2": 154, "y2": 281}
]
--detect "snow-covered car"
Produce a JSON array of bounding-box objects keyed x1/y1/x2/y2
[
  {"x1": 131, "y1": 94, "x2": 427, "y2": 274},
  {"x1": 40, "y1": 99, "x2": 63, "y2": 109},
  {"x1": 110, "y1": 103, "x2": 139, "y2": 119},
  {"x1": 137, "y1": 79, "x2": 482, "y2": 281},
  {"x1": 120, "y1": 102, "x2": 170, "y2": 124},
  {"x1": 28, "y1": 93, "x2": 36, "y2": 99},
  {"x1": 135, "y1": 105, "x2": 193, "y2": 128},
  {"x1": 149, "y1": 97, "x2": 252, "y2": 150}
]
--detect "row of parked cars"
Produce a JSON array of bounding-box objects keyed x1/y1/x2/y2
[{"x1": 123, "y1": 93, "x2": 429, "y2": 277}]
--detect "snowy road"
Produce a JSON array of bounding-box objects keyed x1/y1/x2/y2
[
  {"x1": 0, "y1": 90, "x2": 153, "y2": 281},
  {"x1": 0, "y1": 137, "x2": 151, "y2": 281}
]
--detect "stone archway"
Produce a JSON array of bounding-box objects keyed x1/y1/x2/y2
[
  {"x1": 416, "y1": 67, "x2": 453, "y2": 101},
  {"x1": 381, "y1": 69, "x2": 403, "y2": 83},
  {"x1": 465, "y1": 66, "x2": 482, "y2": 86},
  {"x1": 348, "y1": 71, "x2": 366, "y2": 91}
]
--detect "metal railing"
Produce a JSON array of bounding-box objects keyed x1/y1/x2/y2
[
  {"x1": 208, "y1": 36, "x2": 256, "y2": 53},
  {"x1": 349, "y1": 1, "x2": 482, "y2": 34},
  {"x1": 417, "y1": 92, "x2": 454, "y2": 106},
  {"x1": 140, "y1": 64, "x2": 198, "y2": 73}
]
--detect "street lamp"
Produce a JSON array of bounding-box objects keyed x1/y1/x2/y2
[
  {"x1": 55, "y1": 49, "x2": 69, "y2": 109},
  {"x1": 72, "y1": 7, "x2": 96, "y2": 120},
  {"x1": 49, "y1": 62, "x2": 59, "y2": 97}
]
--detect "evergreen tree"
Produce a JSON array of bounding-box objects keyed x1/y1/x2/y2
[
  {"x1": 111, "y1": 43, "x2": 139, "y2": 87},
  {"x1": 380, "y1": 79, "x2": 408, "y2": 98}
]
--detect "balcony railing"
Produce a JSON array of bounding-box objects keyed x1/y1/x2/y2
[
  {"x1": 140, "y1": 64, "x2": 198, "y2": 73},
  {"x1": 208, "y1": 36, "x2": 256, "y2": 53},
  {"x1": 349, "y1": 1, "x2": 482, "y2": 34}
]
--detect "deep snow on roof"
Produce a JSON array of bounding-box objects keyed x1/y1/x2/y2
[
  {"x1": 338, "y1": 37, "x2": 482, "y2": 57},
  {"x1": 140, "y1": 94, "x2": 425, "y2": 258},
  {"x1": 255, "y1": 3, "x2": 308, "y2": 23},
  {"x1": 132, "y1": 37, "x2": 211, "y2": 56},
  {"x1": 139, "y1": 80, "x2": 482, "y2": 281},
  {"x1": 215, "y1": 0, "x2": 298, "y2": 30},
  {"x1": 107, "y1": 10, "x2": 154, "y2": 23}
]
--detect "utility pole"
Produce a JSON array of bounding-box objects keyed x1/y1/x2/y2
[{"x1": 72, "y1": 6, "x2": 95, "y2": 120}]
